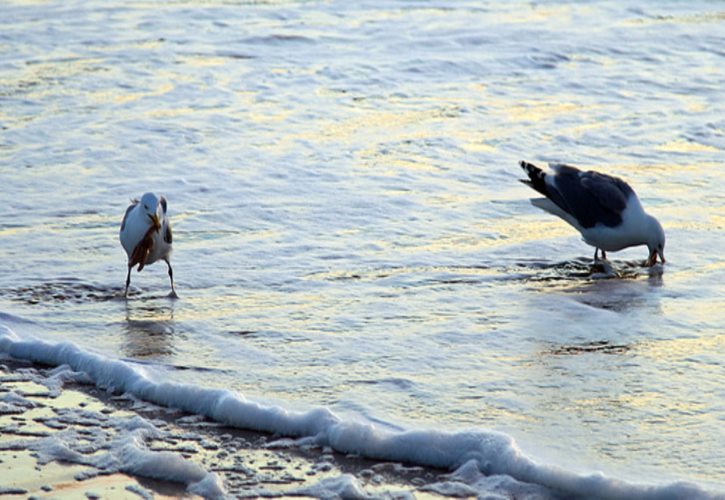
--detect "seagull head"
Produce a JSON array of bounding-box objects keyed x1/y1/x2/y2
[
  {"x1": 645, "y1": 215, "x2": 666, "y2": 266},
  {"x1": 139, "y1": 192, "x2": 162, "y2": 232}
]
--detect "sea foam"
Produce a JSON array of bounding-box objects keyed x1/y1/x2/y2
[{"x1": 0, "y1": 325, "x2": 720, "y2": 500}]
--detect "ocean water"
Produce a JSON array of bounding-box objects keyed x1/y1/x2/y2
[{"x1": 1, "y1": 0, "x2": 724, "y2": 496}]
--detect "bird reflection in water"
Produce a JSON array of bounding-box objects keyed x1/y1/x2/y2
[
  {"x1": 123, "y1": 301, "x2": 175, "y2": 359},
  {"x1": 566, "y1": 271, "x2": 664, "y2": 313}
]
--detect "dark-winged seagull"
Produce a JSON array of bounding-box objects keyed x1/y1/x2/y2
[
  {"x1": 519, "y1": 161, "x2": 665, "y2": 266},
  {"x1": 120, "y1": 192, "x2": 177, "y2": 297}
]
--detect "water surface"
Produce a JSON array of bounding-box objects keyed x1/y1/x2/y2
[{"x1": 1, "y1": 0, "x2": 723, "y2": 491}]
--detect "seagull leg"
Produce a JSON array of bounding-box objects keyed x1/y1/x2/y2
[
  {"x1": 124, "y1": 265, "x2": 132, "y2": 298},
  {"x1": 165, "y1": 258, "x2": 178, "y2": 299},
  {"x1": 601, "y1": 250, "x2": 607, "y2": 260},
  {"x1": 594, "y1": 248, "x2": 600, "y2": 261}
]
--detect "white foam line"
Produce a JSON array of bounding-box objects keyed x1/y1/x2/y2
[{"x1": 0, "y1": 325, "x2": 719, "y2": 500}]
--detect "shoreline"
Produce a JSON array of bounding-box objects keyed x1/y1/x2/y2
[
  {"x1": 0, "y1": 358, "x2": 451, "y2": 499},
  {"x1": 1, "y1": 344, "x2": 720, "y2": 500}
]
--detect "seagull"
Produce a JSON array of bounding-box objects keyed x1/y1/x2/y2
[
  {"x1": 519, "y1": 161, "x2": 665, "y2": 266},
  {"x1": 119, "y1": 192, "x2": 177, "y2": 298}
]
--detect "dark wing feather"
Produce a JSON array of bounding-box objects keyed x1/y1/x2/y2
[
  {"x1": 160, "y1": 196, "x2": 168, "y2": 214},
  {"x1": 548, "y1": 164, "x2": 631, "y2": 229},
  {"x1": 579, "y1": 171, "x2": 633, "y2": 213},
  {"x1": 164, "y1": 221, "x2": 172, "y2": 244}
]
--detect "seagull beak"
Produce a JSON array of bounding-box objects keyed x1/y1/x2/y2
[{"x1": 149, "y1": 213, "x2": 161, "y2": 232}]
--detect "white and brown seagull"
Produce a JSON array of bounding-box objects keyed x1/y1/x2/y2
[
  {"x1": 519, "y1": 161, "x2": 665, "y2": 266},
  {"x1": 119, "y1": 192, "x2": 177, "y2": 298}
]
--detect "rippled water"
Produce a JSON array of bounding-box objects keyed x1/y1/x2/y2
[{"x1": 1, "y1": 0, "x2": 723, "y2": 490}]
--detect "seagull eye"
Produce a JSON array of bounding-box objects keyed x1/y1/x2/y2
[{"x1": 144, "y1": 205, "x2": 148, "y2": 210}]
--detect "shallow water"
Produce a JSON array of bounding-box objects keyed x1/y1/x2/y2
[{"x1": 1, "y1": 0, "x2": 724, "y2": 492}]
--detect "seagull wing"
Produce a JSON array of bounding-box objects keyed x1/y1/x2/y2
[
  {"x1": 548, "y1": 164, "x2": 631, "y2": 229},
  {"x1": 164, "y1": 221, "x2": 172, "y2": 244}
]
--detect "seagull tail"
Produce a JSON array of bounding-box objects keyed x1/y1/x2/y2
[{"x1": 519, "y1": 161, "x2": 548, "y2": 197}]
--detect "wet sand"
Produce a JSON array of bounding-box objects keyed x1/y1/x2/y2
[{"x1": 0, "y1": 359, "x2": 450, "y2": 499}]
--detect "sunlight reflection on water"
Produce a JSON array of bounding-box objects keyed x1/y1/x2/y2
[{"x1": 0, "y1": 0, "x2": 723, "y2": 489}]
